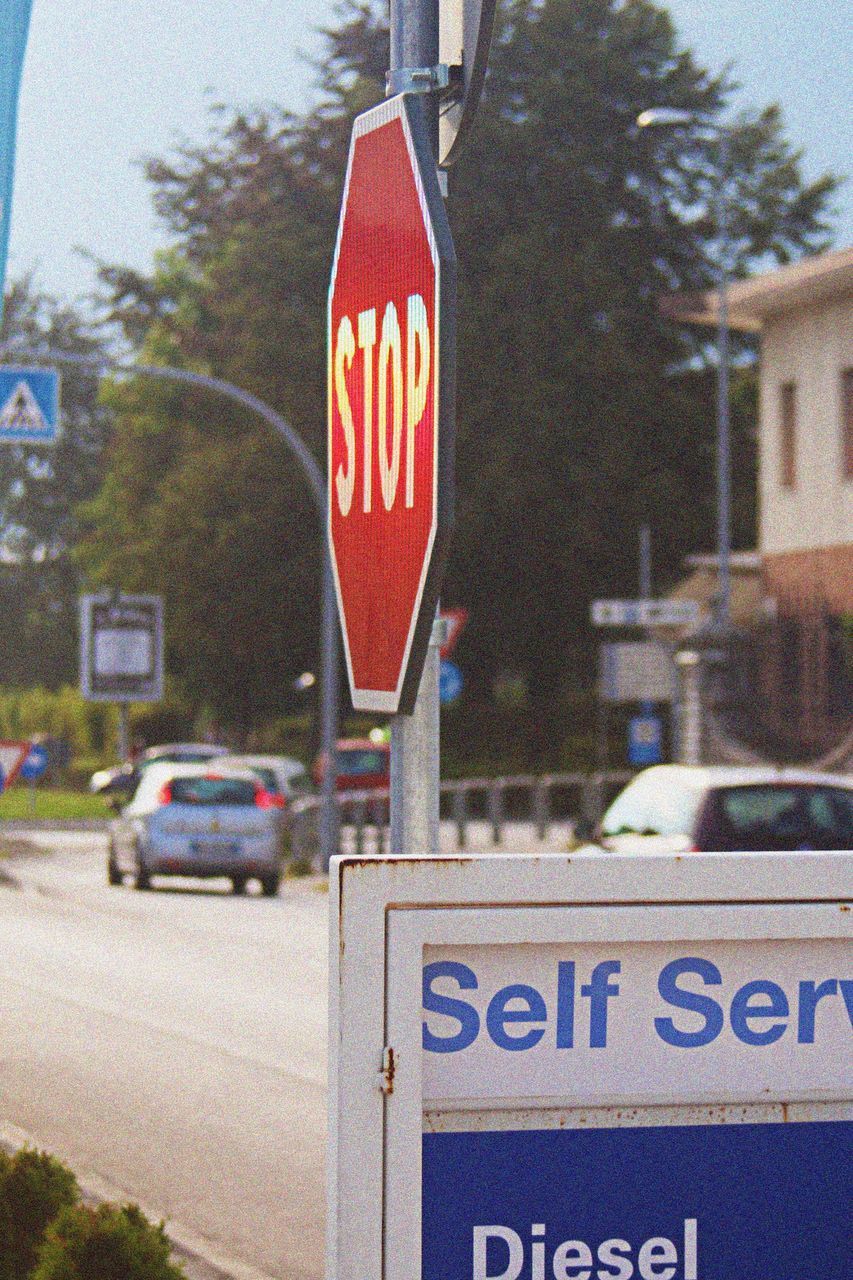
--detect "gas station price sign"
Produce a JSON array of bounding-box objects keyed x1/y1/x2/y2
[{"x1": 328, "y1": 853, "x2": 852, "y2": 1280}]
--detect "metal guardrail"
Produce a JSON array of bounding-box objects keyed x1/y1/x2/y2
[{"x1": 286, "y1": 771, "x2": 634, "y2": 867}]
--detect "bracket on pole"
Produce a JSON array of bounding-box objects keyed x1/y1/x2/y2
[{"x1": 386, "y1": 63, "x2": 463, "y2": 97}]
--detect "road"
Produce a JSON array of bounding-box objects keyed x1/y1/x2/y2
[{"x1": 0, "y1": 831, "x2": 328, "y2": 1280}]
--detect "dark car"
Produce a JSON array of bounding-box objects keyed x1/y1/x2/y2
[{"x1": 313, "y1": 738, "x2": 390, "y2": 794}]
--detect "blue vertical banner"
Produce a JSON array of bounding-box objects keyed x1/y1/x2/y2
[{"x1": 0, "y1": 0, "x2": 34, "y2": 323}]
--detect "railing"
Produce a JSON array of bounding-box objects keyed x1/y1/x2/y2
[{"x1": 285, "y1": 771, "x2": 633, "y2": 867}]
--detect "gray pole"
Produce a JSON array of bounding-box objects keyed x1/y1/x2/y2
[
  {"x1": 716, "y1": 261, "x2": 732, "y2": 633},
  {"x1": 389, "y1": 0, "x2": 442, "y2": 857},
  {"x1": 714, "y1": 132, "x2": 732, "y2": 634},
  {"x1": 117, "y1": 703, "x2": 129, "y2": 763},
  {"x1": 6, "y1": 348, "x2": 340, "y2": 867},
  {"x1": 638, "y1": 523, "x2": 652, "y2": 599}
]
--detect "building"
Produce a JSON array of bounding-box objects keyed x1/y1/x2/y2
[{"x1": 669, "y1": 247, "x2": 852, "y2": 757}]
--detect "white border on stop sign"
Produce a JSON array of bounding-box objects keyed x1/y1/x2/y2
[{"x1": 327, "y1": 94, "x2": 443, "y2": 715}]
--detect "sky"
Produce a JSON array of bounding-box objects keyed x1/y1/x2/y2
[{"x1": 8, "y1": 0, "x2": 852, "y2": 308}]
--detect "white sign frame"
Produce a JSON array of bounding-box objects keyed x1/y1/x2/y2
[
  {"x1": 328, "y1": 852, "x2": 852, "y2": 1280},
  {"x1": 79, "y1": 591, "x2": 164, "y2": 703}
]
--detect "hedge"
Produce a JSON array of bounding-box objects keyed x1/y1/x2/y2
[{"x1": 0, "y1": 1149, "x2": 184, "y2": 1279}]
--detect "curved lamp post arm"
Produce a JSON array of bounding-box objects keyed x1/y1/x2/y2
[{"x1": 4, "y1": 346, "x2": 340, "y2": 867}]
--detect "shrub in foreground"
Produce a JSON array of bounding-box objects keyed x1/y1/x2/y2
[
  {"x1": 0, "y1": 1149, "x2": 79, "y2": 1280},
  {"x1": 32, "y1": 1203, "x2": 185, "y2": 1280}
]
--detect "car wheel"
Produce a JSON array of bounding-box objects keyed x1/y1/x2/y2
[
  {"x1": 134, "y1": 851, "x2": 151, "y2": 891},
  {"x1": 107, "y1": 844, "x2": 122, "y2": 886},
  {"x1": 260, "y1": 874, "x2": 280, "y2": 898},
  {"x1": 231, "y1": 876, "x2": 247, "y2": 895}
]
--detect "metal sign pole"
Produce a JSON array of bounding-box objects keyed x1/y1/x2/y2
[
  {"x1": 117, "y1": 703, "x2": 129, "y2": 763},
  {"x1": 389, "y1": 0, "x2": 442, "y2": 857}
]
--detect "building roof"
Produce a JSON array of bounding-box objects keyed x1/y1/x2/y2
[{"x1": 664, "y1": 245, "x2": 853, "y2": 332}]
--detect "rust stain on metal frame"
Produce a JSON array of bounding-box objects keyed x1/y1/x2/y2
[{"x1": 380, "y1": 1045, "x2": 396, "y2": 1095}]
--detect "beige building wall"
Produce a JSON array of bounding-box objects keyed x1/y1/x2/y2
[{"x1": 758, "y1": 290, "x2": 853, "y2": 612}]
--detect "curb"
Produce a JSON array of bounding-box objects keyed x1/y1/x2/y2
[{"x1": 0, "y1": 1120, "x2": 280, "y2": 1280}]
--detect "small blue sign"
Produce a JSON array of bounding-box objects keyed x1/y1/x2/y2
[
  {"x1": 19, "y1": 743, "x2": 48, "y2": 781},
  {"x1": 628, "y1": 713, "x2": 663, "y2": 765},
  {"x1": 439, "y1": 660, "x2": 464, "y2": 705},
  {"x1": 0, "y1": 367, "x2": 60, "y2": 443},
  {"x1": 423, "y1": 1121, "x2": 851, "y2": 1280}
]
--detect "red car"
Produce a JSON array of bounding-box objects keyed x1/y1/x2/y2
[{"x1": 313, "y1": 738, "x2": 390, "y2": 793}]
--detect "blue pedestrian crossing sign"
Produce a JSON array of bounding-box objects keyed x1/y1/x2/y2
[{"x1": 0, "y1": 366, "x2": 60, "y2": 443}]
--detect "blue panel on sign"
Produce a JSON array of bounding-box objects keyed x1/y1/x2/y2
[
  {"x1": 0, "y1": 366, "x2": 60, "y2": 442},
  {"x1": 628, "y1": 713, "x2": 663, "y2": 765},
  {"x1": 440, "y1": 659, "x2": 464, "y2": 704},
  {"x1": 19, "y1": 743, "x2": 48, "y2": 781},
  {"x1": 422, "y1": 1121, "x2": 851, "y2": 1279}
]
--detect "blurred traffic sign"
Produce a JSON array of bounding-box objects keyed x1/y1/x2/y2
[
  {"x1": 439, "y1": 607, "x2": 469, "y2": 660},
  {"x1": 599, "y1": 642, "x2": 675, "y2": 704},
  {"x1": 79, "y1": 592, "x2": 164, "y2": 703},
  {"x1": 328, "y1": 94, "x2": 456, "y2": 714},
  {"x1": 591, "y1": 598, "x2": 700, "y2": 627},
  {"x1": 628, "y1": 713, "x2": 663, "y2": 765},
  {"x1": 0, "y1": 738, "x2": 31, "y2": 791},
  {"x1": 437, "y1": 0, "x2": 498, "y2": 166},
  {"x1": 18, "y1": 741, "x2": 48, "y2": 781},
  {"x1": 0, "y1": 366, "x2": 60, "y2": 443},
  {"x1": 439, "y1": 659, "x2": 464, "y2": 704}
]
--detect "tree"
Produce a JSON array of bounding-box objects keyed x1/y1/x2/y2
[
  {"x1": 80, "y1": 0, "x2": 839, "y2": 748},
  {"x1": 0, "y1": 278, "x2": 112, "y2": 687}
]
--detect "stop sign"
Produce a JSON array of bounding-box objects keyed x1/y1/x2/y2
[{"x1": 328, "y1": 94, "x2": 456, "y2": 714}]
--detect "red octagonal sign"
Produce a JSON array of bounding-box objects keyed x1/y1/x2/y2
[{"x1": 328, "y1": 94, "x2": 456, "y2": 714}]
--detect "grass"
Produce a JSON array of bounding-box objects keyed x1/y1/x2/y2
[{"x1": 0, "y1": 786, "x2": 113, "y2": 821}]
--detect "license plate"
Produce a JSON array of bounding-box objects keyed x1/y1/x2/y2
[{"x1": 190, "y1": 840, "x2": 241, "y2": 857}]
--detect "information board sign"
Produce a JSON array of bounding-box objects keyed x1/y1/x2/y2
[
  {"x1": 599, "y1": 641, "x2": 675, "y2": 703},
  {"x1": 329, "y1": 853, "x2": 852, "y2": 1280},
  {"x1": 79, "y1": 592, "x2": 164, "y2": 703},
  {"x1": 591, "y1": 599, "x2": 700, "y2": 628}
]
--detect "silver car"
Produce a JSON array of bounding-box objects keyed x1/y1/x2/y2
[
  {"x1": 207, "y1": 753, "x2": 312, "y2": 802},
  {"x1": 107, "y1": 762, "x2": 283, "y2": 895}
]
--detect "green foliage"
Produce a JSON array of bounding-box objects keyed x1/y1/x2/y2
[
  {"x1": 0, "y1": 1149, "x2": 79, "y2": 1280},
  {"x1": 78, "y1": 0, "x2": 840, "y2": 751},
  {"x1": 0, "y1": 789, "x2": 113, "y2": 821},
  {"x1": 0, "y1": 686, "x2": 107, "y2": 755},
  {"x1": 0, "y1": 685, "x2": 198, "y2": 770},
  {"x1": 32, "y1": 1203, "x2": 185, "y2": 1280}
]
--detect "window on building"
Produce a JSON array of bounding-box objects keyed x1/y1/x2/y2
[
  {"x1": 779, "y1": 381, "x2": 797, "y2": 488},
  {"x1": 843, "y1": 368, "x2": 853, "y2": 480}
]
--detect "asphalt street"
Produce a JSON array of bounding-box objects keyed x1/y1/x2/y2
[{"x1": 0, "y1": 832, "x2": 328, "y2": 1280}]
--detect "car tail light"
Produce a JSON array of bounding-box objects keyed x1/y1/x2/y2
[
  {"x1": 255, "y1": 788, "x2": 285, "y2": 809},
  {"x1": 157, "y1": 783, "x2": 173, "y2": 806}
]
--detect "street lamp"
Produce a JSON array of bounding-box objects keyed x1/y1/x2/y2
[{"x1": 637, "y1": 107, "x2": 733, "y2": 634}]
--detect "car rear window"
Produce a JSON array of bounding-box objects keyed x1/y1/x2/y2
[
  {"x1": 169, "y1": 777, "x2": 258, "y2": 807},
  {"x1": 337, "y1": 750, "x2": 388, "y2": 775},
  {"x1": 699, "y1": 785, "x2": 853, "y2": 851}
]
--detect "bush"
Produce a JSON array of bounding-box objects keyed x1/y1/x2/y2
[
  {"x1": 0, "y1": 1149, "x2": 79, "y2": 1280},
  {"x1": 32, "y1": 1203, "x2": 185, "y2": 1280}
]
